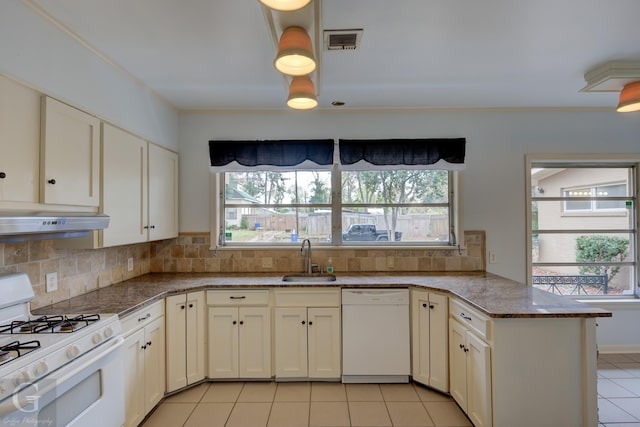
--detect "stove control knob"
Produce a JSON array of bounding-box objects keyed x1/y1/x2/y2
[
  {"x1": 33, "y1": 361, "x2": 49, "y2": 377},
  {"x1": 103, "y1": 327, "x2": 114, "y2": 338},
  {"x1": 92, "y1": 333, "x2": 103, "y2": 344},
  {"x1": 66, "y1": 345, "x2": 80, "y2": 359},
  {"x1": 14, "y1": 371, "x2": 32, "y2": 386}
]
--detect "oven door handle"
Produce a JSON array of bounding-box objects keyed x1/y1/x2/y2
[{"x1": 0, "y1": 336, "x2": 124, "y2": 416}]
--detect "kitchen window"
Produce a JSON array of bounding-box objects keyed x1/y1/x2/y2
[
  {"x1": 219, "y1": 168, "x2": 456, "y2": 245},
  {"x1": 527, "y1": 155, "x2": 639, "y2": 297}
]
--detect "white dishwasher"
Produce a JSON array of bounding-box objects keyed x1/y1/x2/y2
[{"x1": 341, "y1": 288, "x2": 410, "y2": 383}]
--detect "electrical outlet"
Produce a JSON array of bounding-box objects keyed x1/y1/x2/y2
[
  {"x1": 262, "y1": 257, "x2": 273, "y2": 268},
  {"x1": 46, "y1": 272, "x2": 58, "y2": 293},
  {"x1": 128, "y1": 257, "x2": 134, "y2": 272},
  {"x1": 489, "y1": 251, "x2": 497, "y2": 264}
]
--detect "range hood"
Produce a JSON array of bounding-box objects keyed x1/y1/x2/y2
[{"x1": 0, "y1": 212, "x2": 109, "y2": 243}]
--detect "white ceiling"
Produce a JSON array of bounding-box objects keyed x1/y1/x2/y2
[{"x1": 27, "y1": 0, "x2": 640, "y2": 111}]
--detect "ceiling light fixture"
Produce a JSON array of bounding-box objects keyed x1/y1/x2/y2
[
  {"x1": 616, "y1": 81, "x2": 640, "y2": 112},
  {"x1": 259, "y1": 0, "x2": 312, "y2": 12},
  {"x1": 287, "y1": 76, "x2": 317, "y2": 109},
  {"x1": 274, "y1": 26, "x2": 316, "y2": 76}
]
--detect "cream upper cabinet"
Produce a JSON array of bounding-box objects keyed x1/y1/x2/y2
[
  {"x1": 166, "y1": 292, "x2": 206, "y2": 392},
  {"x1": 206, "y1": 289, "x2": 271, "y2": 379},
  {"x1": 148, "y1": 143, "x2": 178, "y2": 241},
  {"x1": 41, "y1": 96, "x2": 100, "y2": 207},
  {"x1": 411, "y1": 289, "x2": 448, "y2": 392},
  {"x1": 102, "y1": 123, "x2": 148, "y2": 247},
  {"x1": 0, "y1": 76, "x2": 40, "y2": 205}
]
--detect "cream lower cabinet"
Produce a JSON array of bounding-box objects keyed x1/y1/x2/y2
[
  {"x1": 121, "y1": 301, "x2": 165, "y2": 427},
  {"x1": 208, "y1": 306, "x2": 271, "y2": 378},
  {"x1": 166, "y1": 292, "x2": 206, "y2": 392},
  {"x1": 274, "y1": 288, "x2": 341, "y2": 380},
  {"x1": 449, "y1": 317, "x2": 492, "y2": 427},
  {"x1": 411, "y1": 289, "x2": 448, "y2": 392},
  {"x1": 207, "y1": 289, "x2": 271, "y2": 379}
]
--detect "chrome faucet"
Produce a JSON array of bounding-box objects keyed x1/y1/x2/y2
[{"x1": 301, "y1": 239, "x2": 312, "y2": 274}]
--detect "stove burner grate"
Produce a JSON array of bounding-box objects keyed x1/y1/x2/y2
[
  {"x1": 0, "y1": 314, "x2": 100, "y2": 334},
  {"x1": 0, "y1": 339, "x2": 41, "y2": 366}
]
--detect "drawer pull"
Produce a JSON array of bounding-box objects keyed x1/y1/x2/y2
[
  {"x1": 229, "y1": 296, "x2": 246, "y2": 300},
  {"x1": 460, "y1": 313, "x2": 472, "y2": 322},
  {"x1": 138, "y1": 313, "x2": 151, "y2": 322}
]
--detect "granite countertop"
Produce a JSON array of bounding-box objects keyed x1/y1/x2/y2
[{"x1": 33, "y1": 272, "x2": 612, "y2": 319}]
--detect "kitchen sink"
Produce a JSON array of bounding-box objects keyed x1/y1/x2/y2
[{"x1": 282, "y1": 273, "x2": 337, "y2": 282}]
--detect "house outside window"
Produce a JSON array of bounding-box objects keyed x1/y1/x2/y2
[
  {"x1": 220, "y1": 169, "x2": 456, "y2": 246},
  {"x1": 527, "y1": 156, "x2": 638, "y2": 297}
]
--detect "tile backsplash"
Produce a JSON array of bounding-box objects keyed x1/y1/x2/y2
[{"x1": 1, "y1": 230, "x2": 484, "y2": 309}]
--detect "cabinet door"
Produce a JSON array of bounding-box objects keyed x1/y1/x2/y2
[
  {"x1": 466, "y1": 332, "x2": 492, "y2": 427},
  {"x1": 0, "y1": 76, "x2": 40, "y2": 204},
  {"x1": 208, "y1": 307, "x2": 239, "y2": 378},
  {"x1": 308, "y1": 307, "x2": 341, "y2": 379},
  {"x1": 165, "y1": 294, "x2": 187, "y2": 391},
  {"x1": 144, "y1": 316, "x2": 166, "y2": 413},
  {"x1": 102, "y1": 123, "x2": 148, "y2": 247},
  {"x1": 41, "y1": 96, "x2": 100, "y2": 206},
  {"x1": 449, "y1": 319, "x2": 468, "y2": 411},
  {"x1": 148, "y1": 144, "x2": 178, "y2": 241},
  {"x1": 411, "y1": 290, "x2": 430, "y2": 385},
  {"x1": 123, "y1": 328, "x2": 145, "y2": 427},
  {"x1": 275, "y1": 307, "x2": 308, "y2": 378},
  {"x1": 239, "y1": 307, "x2": 271, "y2": 378},
  {"x1": 428, "y1": 293, "x2": 449, "y2": 392},
  {"x1": 185, "y1": 292, "x2": 206, "y2": 385}
]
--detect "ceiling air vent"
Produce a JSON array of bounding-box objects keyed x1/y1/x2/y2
[{"x1": 324, "y1": 29, "x2": 363, "y2": 51}]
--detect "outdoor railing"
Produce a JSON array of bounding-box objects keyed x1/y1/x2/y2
[{"x1": 532, "y1": 274, "x2": 609, "y2": 295}]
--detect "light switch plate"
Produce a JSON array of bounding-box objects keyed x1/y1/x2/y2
[
  {"x1": 46, "y1": 272, "x2": 58, "y2": 292},
  {"x1": 128, "y1": 257, "x2": 134, "y2": 272}
]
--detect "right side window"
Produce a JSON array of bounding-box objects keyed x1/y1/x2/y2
[{"x1": 529, "y1": 162, "x2": 638, "y2": 296}]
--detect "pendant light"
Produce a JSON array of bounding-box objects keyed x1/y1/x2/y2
[
  {"x1": 616, "y1": 81, "x2": 640, "y2": 112},
  {"x1": 287, "y1": 76, "x2": 317, "y2": 109},
  {"x1": 274, "y1": 26, "x2": 316, "y2": 76},
  {"x1": 259, "y1": 0, "x2": 312, "y2": 11}
]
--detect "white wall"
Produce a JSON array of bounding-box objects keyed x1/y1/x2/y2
[
  {"x1": 179, "y1": 109, "x2": 640, "y2": 282},
  {"x1": 0, "y1": 1, "x2": 178, "y2": 149}
]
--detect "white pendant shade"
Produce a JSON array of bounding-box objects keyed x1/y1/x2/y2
[
  {"x1": 259, "y1": 0, "x2": 312, "y2": 12},
  {"x1": 274, "y1": 26, "x2": 316, "y2": 76},
  {"x1": 287, "y1": 76, "x2": 318, "y2": 109}
]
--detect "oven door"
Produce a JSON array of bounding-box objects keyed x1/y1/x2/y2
[{"x1": 0, "y1": 335, "x2": 125, "y2": 427}]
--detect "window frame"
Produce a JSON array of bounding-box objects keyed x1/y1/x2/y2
[
  {"x1": 212, "y1": 166, "x2": 463, "y2": 249},
  {"x1": 526, "y1": 154, "x2": 640, "y2": 298}
]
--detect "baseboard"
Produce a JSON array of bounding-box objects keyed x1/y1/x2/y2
[{"x1": 598, "y1": 344, "x2": 640, "y2": 354}]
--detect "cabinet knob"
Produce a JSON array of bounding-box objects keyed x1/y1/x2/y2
[
  {"x1": 150, "y1": 225, "x2": 156, "y2": 229},
  {"x1": 459, "y1": 344, "x2": 465, "y2": 349},
  {"x1": 429, "y1": 305, "x2": 435, "y2": 309},
  {"x1": 422, "y1": 303, "x2": 427, "y2": 308},
  {"x1": 147, "y1": 341, "x2": 152, "y2": 347},
  {"x1": 143, "y1": 225, "x2": 149, "y2": 229},
  {"x1": 239, "y1": 320, "x2": 244, "y2": 325},
  {"x1": 180, "y1": 305, "x2": 185, "y2": 310},
  {"x1": 232, "y1": 320, "x2": 237, "y2": 325},
  {"x1": 0, "y1": 172, "x2": 6, "y2": 179},
  {"x1": 141, "y1": 344, "x2": 147, "y2": 350},
  {"x1": 301, "y1": 321, "x2": 306, "y2": 325},
  {"x1": 47, "y1": 179, "x2": 56, "y2": 185},
  {"x1": 308, "y1": 321, "x2": 313, "y2": 326},
  {"x1": 189, "y1": 303, "x2": 194, "y2": 308}
]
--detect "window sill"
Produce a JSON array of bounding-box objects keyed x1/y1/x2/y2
[
  {"x1": 577, "y1": 298, "x2": 640, "y2": 309},
  {"x1": 210, "y1": 244, "x2": 463, "y2": 251}
]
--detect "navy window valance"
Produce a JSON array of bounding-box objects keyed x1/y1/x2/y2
[
  {"x1": 339, "y1": 138, "x2": 466, "y2": 171},
  {"x1": 209, "y1": 139, "x2": 334, "y2": 172}
]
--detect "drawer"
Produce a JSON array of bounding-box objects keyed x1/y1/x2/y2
[
  {"x1": 450, "y1": 298, "x2": 489, "y2": 340},
  {"x1": 274, "y1": 288, "x2": 341, "y2": 307},
  {"x1": 207, "y1": 289, "x2": 270, "y2": 306},
  {"x1": 121, "y1": 300, "x2": 164, "y2": 335}
]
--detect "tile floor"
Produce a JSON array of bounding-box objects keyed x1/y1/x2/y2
[
  {"x1": 141, "y1": 381, "x2": 471, "y2": 427},
  {"x1": 597, "y1": 353, "x2": 640, "y2": 427},
  {"x1": 141, "y1": 352, "x2": 640, "y2": 427}
]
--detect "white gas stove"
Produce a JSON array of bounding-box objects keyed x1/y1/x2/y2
[{"x1": 0, "y1": 273, "x2": 124, "y2": 426}]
